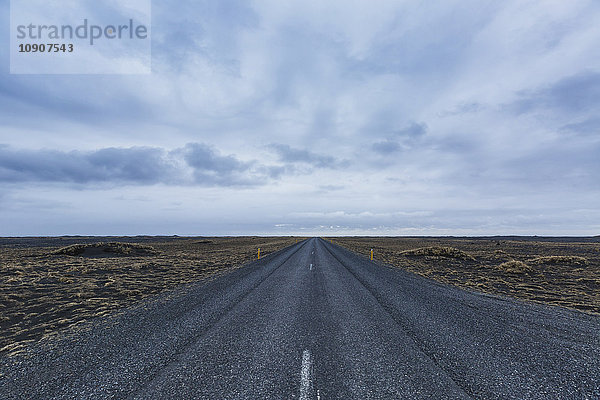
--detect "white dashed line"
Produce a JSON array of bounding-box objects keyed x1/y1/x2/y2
[
  {"x1": 310, "y1": 263, "x2": 313, "y2": 270},
  {"x1": 299, "y1": 350, "x2": 313, "y2": 400}
]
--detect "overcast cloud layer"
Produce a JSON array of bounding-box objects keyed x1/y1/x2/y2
[{"x1": 1, "y1": 0, "x2": 599, "y2": 236}]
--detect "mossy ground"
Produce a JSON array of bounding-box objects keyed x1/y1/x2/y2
[
  {"x1": 332, "y1": 237, "x2": 600, "y2": 315},
  {"x1": 0, "y1": 236, "x2": 300, "y2": 356}
]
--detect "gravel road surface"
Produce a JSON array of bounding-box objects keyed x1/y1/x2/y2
[{"x1": 1, "y1": 238, "x2": 599, "y2": 399}]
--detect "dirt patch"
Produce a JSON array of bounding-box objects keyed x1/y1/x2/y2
[
  {"x1": 0, "y1": 236, "x2": 301, "y2": 356},
  {"x1": 331, "y1": 237, "x2": 600, "y2": 315}
]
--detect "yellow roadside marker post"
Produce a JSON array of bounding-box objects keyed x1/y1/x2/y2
[
  {"x1": 370, "y1": 249, "x2": 373, "y2": 261},
  {"x1": 258, "y1": 248, "x2": 261, "y2": 260}
]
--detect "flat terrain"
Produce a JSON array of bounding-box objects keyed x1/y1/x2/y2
[
  {"x1": 1, "y1": 238, "x2": 599, "y2": 399},
  {"x1": 0, "y1": 236, "x2": 299, "y2": 355},
  {"x1": 332, "y1": 236, "x2": 600, "y2": 315}
]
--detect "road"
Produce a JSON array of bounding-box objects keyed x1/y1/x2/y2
[{"x1": 1, "y1": 238, "x2": 599, "y2": 399}]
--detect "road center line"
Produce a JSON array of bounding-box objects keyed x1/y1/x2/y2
[
  {"x1": 309, "y1": 263, "x2": 313, "y2": 270},
  {"x1": 299, "y1": 349, "x2": 313, "y2": 400}
]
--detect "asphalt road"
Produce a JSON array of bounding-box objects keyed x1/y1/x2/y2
[{"x1": 1, "y1": 238, "x2": 599, "y2": 399}]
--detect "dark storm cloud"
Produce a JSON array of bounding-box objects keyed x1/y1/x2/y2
[
  {"x1": 268, "y1": 144, "x2": 347, "y2": 169},
  {"x1": 0, "y1": 143, "x2": 279, "y2": 187},
  {"x1": 508, "y1": 71, "x2": 600, "y2": 115}
]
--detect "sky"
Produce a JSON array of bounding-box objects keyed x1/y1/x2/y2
[{"x1": 1, "y1": 0, "x2": 600, "y2": 236}]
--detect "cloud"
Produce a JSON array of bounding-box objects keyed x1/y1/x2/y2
[
  {"x1": 151, "y1": 0, "x2": 259, "y2": 73},
  {"x1": 290, "y1": 210, "x2": 432, "y2": 220},
  {"x1": 438, "y1": 102, "x2": 485, "y2": 117},
  {"x1": 371, "y1": 122, "x2": 428, "y2": 154},
  {"x1": 508, "y1": 71, "x2": 600, "y2": 115},
  {"x1": 1, "y1": 1, "x2": 600, "y2": 235},
  {"x1": 372, "y1": 140, "x2": 402, "y2": 155},
  {"x1": 0, "y1": 145, "x2": 171, "y2": 184},
  {"x1": 181, "y1": 143, "x2": 263, "y2": 186},
  {"x1": 392, "y1": 122, "x2": 428, "y2": 138},
  {"x1": 0, "y1": 143, "x2": 277, "y2": 187},
  {"x1": 559, "y1": 117, "x2": 600, "y2": 136},
  {"x1": 87, "y1": 147, "x2": 176, "y2": 183},
  {"x1": 268, "y1": 143, "x2": 347, "y2": 169},
  {"x1": 317, "y1": 184, "x2": 345, "y2": 192}
]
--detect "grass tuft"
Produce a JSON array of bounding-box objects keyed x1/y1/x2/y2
[
  {"x1": 497, "y1": 260, "x2": 532, "y2": 274},
  {"x1": 528, "y1": 256, "x2": 588, "y2": 266},
  {"x1": 400, "y1": 246, "x2": 475, "y2": 260}
]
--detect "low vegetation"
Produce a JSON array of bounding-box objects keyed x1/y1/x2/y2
[
  {"x1": 52, "y1": 242, "x2": 159, "y2": 257},
  {"x1": 528, "y1": 255, "x2": 588, "y2": 266},
  {"x1": 400, "y1": 246, "x2": 475, "y2": 261},
  {"x1": 332, "y1": 237, "x2": 600, "y2": 315},
  {"x1": 0, "y1": 236, "x2": 299, "y2": 356},
  {"x1": 497, "y1": 260, "x2": 532, "y2": 274}
]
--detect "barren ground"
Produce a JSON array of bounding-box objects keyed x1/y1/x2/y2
[
  {"x1": 332, "y1": 236, "x2": 600, "y2": 315},
  {"x1": 3, "y1": 236, "x2": 599, "y2": 357},
  {"x1": 0, "y1": 236, "x2": 300, "y2": 355}
]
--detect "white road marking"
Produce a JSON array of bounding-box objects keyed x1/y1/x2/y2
[
  {"x1": 310, "y1": 263, "x2": 313, "y2": 270},
  {"x1": 312, "y1": 251, "x2": 314, "y2": 254},
  {"x1": 300, "y1": 350, "x2": 313, "y2": 400}
]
